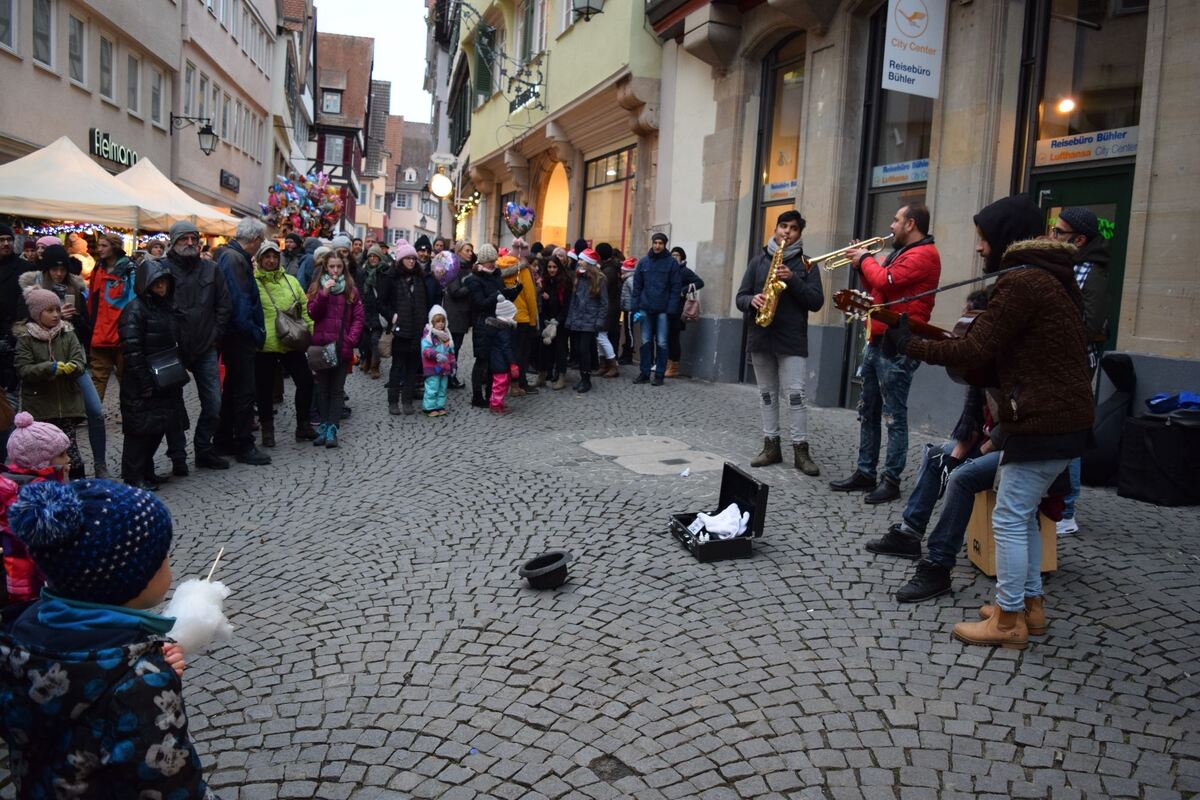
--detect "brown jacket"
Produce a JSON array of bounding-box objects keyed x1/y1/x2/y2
[{"x1": 907, "y1": 239, "x2": 1093, "y2": 447}]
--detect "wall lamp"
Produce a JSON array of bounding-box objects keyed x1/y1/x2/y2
[{"x1": 170, "y1": 113, "x2": 219, "y2": 156}]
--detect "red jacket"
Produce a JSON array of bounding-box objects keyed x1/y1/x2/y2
[
  {"x1": 859, "y1": 238, "x2": 941, "y2": 340},
  {"x1": 1, "y1": 466, "x2": 61, "y2": 605}
]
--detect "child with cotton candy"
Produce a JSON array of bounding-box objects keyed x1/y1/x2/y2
[{"x1": 0, "y1": 480, "x2": 220, "y2": 796}]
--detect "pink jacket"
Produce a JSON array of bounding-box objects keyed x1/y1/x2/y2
[{"x1": 308, "y1": 290, "x2": 365, "y2": 363}]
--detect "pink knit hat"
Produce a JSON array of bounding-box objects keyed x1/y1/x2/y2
[
  {"x1": 36, "y1": 236, "x2": 60, "y2": 248},
  {"x1": 24, "y1": 287, "x2": 61, "y2": 320},
  {"x1": 6, "y1": 412, "x2": 70, "y2": 469},
  {"x1": 393, "y1": 239, "x2": 417, "y2": 262}
]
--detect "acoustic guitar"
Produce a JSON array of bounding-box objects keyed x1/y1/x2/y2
[{"x1": 832, "y1": 289, "x2": 997, "y2": 388}]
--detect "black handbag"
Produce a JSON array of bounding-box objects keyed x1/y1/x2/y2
[
  {"x1": 307, "y1": 295, "x2": 349, "y2": 372},
  {"x1": 1117, "y1": 413, "x2": 1200, "y2": 506},
  {"x1": 147, "y1": 348, "x2": 189, "y2": 391}
]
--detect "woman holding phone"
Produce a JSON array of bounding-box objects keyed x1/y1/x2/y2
[{"x1": 19, "y1": 244, "x2": 109, "y2": 478}]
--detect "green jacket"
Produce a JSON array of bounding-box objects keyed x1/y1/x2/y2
[
  {"x1": 255, "y1": 267, "x2": 314, "y2": 354},
  {"x1": 15, "y1": 325, "x2": 86, "y2": 420}
]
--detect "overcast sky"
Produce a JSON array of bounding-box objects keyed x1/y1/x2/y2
[{"x1": 315, "y1": 0, "x2": 432, "y2": 123}]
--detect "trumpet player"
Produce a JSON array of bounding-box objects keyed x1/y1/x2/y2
[
  {"x1": 735, "y1": 210, "x2": 824, "y2": 475},
  {"x1": 829, "y1": 203, "x2": 940, "y2": 503}
]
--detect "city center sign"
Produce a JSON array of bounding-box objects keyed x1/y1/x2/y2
[{"x1": 89, "y1": 128, "x2": 139, "y2": 168}]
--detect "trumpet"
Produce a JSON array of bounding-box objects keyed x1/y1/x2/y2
[{"x1": 807, "y1": 233, "x2": 894, "y2": 272}]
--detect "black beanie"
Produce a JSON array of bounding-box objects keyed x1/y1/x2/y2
[
  {"x1": 651, "y1": 232, "x2": 669, "y2": 245},
  {"x1": 285, "y1": 232, "x2": 304, "y2": 247},
  {"x1": 973, "y1": 195, "x2": 1044, "y2": 273},
  {"x1": 530, "y1": 241, "x2": 544, "y2": 255},
  {"x1": 671, "y1": 246, "x2": 687, "y2": 262},
  {"x1": 595, "y1": 242, "x2": 613, "y2": 261},
  {"x1": 414, "y1": 234, "x2": 433, "y2": 251},
  {"x1": 1057, "y1": 207, "x2": 1099, "y2": 241},
  {"x1": 40, "y1": 244, "x2": 72, "y2": 269},
  {"x1": 0, "y1": 224, "x2": 13, "y2": 238}
]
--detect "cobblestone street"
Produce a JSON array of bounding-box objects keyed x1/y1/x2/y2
[{"x1": 134, "y1": 363, "x2": 1199, "y2": 798}]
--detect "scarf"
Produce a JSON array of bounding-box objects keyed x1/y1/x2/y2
[
  {"x1": 766, "y1": 238, "x2": 804, "y2": 261},
  {"x1": 38, "y1": 589, "x2": 175, "y2": 636},
  {"x1": 25, "y1": 320, "x2": 64, "y2": 342},
  {"x1": 362, "y1": 262, "x2": 382, "y2": 289},
  {"x1": 501, "y1": 265, "x2": 521, "y2": 279},
  {"x1": 328, "y1": 274, "x2": 347, "y2": 295},
  {"x1": 428, "y1": 325, "x2": 451, "y2": 343}
]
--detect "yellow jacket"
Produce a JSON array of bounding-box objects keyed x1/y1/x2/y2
[{"x1": 500, "y1": 261, "x2": 539, "y2": 326}]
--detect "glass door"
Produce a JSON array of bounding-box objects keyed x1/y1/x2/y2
[{"x1": 1031, "y1": 166, "x2": 1133, "y2": 351}]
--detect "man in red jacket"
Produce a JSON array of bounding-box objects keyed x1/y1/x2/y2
[{"x1": 830, "y1": 204, "x2": 941, "y2": 503}]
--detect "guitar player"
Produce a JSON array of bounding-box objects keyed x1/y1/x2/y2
[{"x1": 881, "y1": 194, "x2": 1094, "y2": 650}]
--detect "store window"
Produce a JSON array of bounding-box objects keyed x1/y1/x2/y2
[
  {"x1": 1032, "y1": 0, "x2": 1147, "y2": 167},
  {"x1": 751, "y1": 33, "x2": 805, "y2": 249},
  {"x1": 581, "y1": 146, "x2": 636, "y2": 253}
]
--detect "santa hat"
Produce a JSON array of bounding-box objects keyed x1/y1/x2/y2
[{"x1": 579, "y1": 248, "x2": 599, "y2": 266}]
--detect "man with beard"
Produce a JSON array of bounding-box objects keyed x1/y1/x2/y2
[
  {"x1": 162, "y1": 221, "x2": 233, "y2": 474},
  {"x1": 214, "y1": 217, "x2": 270, "y2": 466},
  {"x1": 281, "y1": 233, "x2": 305, "y2": 278},
  {"x1": 414, "y1": 235, "x2": 433, "y2": 274}
]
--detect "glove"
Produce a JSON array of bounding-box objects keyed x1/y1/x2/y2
[
  {"x1": 436, "y1": 353, "x2": 447, "y2": 364},
  {"x1": 631, "y1": 311, "x2": 645, "y2": 324},
  {"x1": 56, "y1": 361, "x2": 78, "y2": 376},
  {"x1": 881, "y1": 313, "x2": 912, "y2": 359},
  {"x1": 509, "y1": 364, "x2": 520, "y2": 379}
]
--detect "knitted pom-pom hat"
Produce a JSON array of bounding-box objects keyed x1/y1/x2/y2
[
  {"x1": 9, "y1": 479, "x2": 174, "y2": 605},
  {"x1": 6, "y1": 412, "x2": 70, "y2": 469}
]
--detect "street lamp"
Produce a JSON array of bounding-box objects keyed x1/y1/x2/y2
[
  {"x1": 429, "y1": 170, "x2": 454, "y2": 200},
  {"x1": 170, "y1": 113, "x2": 219, "y2": 156},
  {"x1": 572, "y1": 0, "x2": 604, "y2": 22}
]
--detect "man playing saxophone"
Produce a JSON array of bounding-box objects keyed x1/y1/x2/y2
[{"x1": 736, "y1": 210, "x2": 824, "y2": 475}]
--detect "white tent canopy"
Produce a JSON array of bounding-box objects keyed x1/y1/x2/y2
[
  {"x1": 115, "y1": 158, "x2": 239, "y2": 236},
  {"x1": 0, "y1": 136, "x2": 147, "y2": 227}
]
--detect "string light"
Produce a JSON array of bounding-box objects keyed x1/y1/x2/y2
[{"x1": 19, "y1": 222, "x2": 128, "y2": 238}]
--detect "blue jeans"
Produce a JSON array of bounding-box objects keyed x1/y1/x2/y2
[
  {"x1": 166, "y1": 348, "x2": 222, "y2": 462},
  {"x1": 77, "y1": 368, "x2": 106, "y2": 468},
  {"x1": 639, "y1": 312, "x2": 669, "y2": 377},
  {"x1": 856, "y1": 343, "x2": 919, "y2": 484},
  {"x1": 993, "y1": 459, "x2": 1071, "y2": 611},
  {"x1": 903, "y1": 441, "x2": 979, "y2": 534},
  {"x1": 1063, "y1": 457, "x2": 1081, "y2": 519},
  {"x1": 926, "y1": 451, "x2": 1001, "y2": 568}
]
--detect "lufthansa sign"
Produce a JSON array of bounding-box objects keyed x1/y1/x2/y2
[
  {"x1": 89, "y1": 128, "x2": 139, "y2": 167},
  {"x1": 882, "y1": 0, "x2": 946, "y2": 99}
]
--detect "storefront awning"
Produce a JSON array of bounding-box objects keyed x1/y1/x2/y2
[{"x1": 115, "y1": 159, "x2": 239, "y2": 236}]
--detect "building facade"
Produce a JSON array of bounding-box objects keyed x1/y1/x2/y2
[
  {"x1": 267, "y1": 0, "x2": 316, "y2": 183},
  {"x1": 425, "y1": 0, "x2": 455, "y2": 240},
  {"x1": 636, "y1": 0, "x2": 1197, "y2": 424},
  {"x1": 312, "y1": 31, "x2": 373, "y2": 233},
  {"x1": 0, "y1": 0, "x2": 178, "y2": 172},
  {"x1": 175, "y1": 0, "x2": 277, "y2": 217}
]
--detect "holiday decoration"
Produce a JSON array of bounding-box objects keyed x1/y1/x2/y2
[
  {"x1": 431, "y1": 250, "x2": 460, "y2": 287},
  {"x1": 259, "y1": 172, "x2": 344, "y2": 237},
  {"x1": 504, "y1": 202, "x2": 536, "y2": 237}
]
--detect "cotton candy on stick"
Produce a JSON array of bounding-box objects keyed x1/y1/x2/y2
[{"x1": 164, "y1": 547, "x2": 234, "y2": 655}]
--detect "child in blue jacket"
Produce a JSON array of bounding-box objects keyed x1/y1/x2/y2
[{"x1": 420, "y1": 305, "x2": 456, "y2": 416}]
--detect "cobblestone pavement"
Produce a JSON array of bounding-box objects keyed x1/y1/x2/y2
[{"x1": 35, "y1": 356, "x2": 1200, "y2": 798}]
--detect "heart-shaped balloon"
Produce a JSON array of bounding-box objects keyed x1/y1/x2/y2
[{"x1": 505, "y1": 201, "x2": 536, "y2": 237}]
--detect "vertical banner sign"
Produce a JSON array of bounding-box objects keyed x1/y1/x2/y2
[{"x1": 882, "y1": 0, "x2": 947, "y2": 99}]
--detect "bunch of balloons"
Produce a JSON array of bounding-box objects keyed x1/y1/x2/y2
[{"x1": 259, "y1": 172, "x2": 344, "y2": 237}]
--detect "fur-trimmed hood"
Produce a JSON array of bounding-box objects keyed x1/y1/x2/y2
[
  {"x1": 1000, "y1": 238, "x2": 1082, "y2": 309},
  {"x1": 18, "y1": 270, "x2": 87, "y2": 294}
]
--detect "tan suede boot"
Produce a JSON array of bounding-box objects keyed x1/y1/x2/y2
[
  {"x1": 552, "y1": 375, "x2": 566, "y2": 390},
  {"x1": 602, "y1": 358, "x2": 619, "y2": 378},
  {"x1": 953, "y1": 608, "x2": 1028, "y2": 650},
  {"x1": 534, "y1": 371, "x2": 546, "y2": 388},
  {"x1": 979, "y1": 596, "x2": 1047, "y2": 635},
  {"x1": 665, "y1": 360, "x2": 680, "y2": 378}
]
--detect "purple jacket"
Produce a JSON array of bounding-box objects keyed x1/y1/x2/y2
[{"x1": 308, "y1": 290, "x2": 364, "y2": 363}]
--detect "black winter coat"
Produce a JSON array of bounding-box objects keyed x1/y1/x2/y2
[
  {"x1": 357, "y1": 263, "x2": 388, "y2": 332},
  {"x1": 466, "y1": 268, "x2": 522, "y2": 355},
  {"x1": 378, "y1": 265, "x2": 428, "y2": 344},
  {"x1": 117, "y1": 260, "x2": 190, "y2": 436},
  {"x1": 443, "y1": 276, "x2": 472, "y2": 334},
  {"x1": 600, "y1": 259, "x2": 622, "y2": 331},
  {"x1": 540, "y1": 273, "x2": 572, "y2": 325},
  {"x1": 735, "y1": 246, "x2": 824, "y2": 357},
  {"x1": 164, "y1": 253, "x2": 232, "y2": 365}
]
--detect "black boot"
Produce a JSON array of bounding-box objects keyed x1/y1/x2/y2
[
  {"x1": 865, "y1": 523, "x2": 922, "y2": 560},
  {"x1": 261, "y1": 421, "x2": 276, "y2": 448},
  {"x1": 865, "y1": 477, "x2": 901, "y2": 504},
  {"x1": 829, "y1": 471, "x2": 876, "y2": 492},
  {"x1": 577, "y1": 372, "x2": 592, "y2": 393},
  {"x1": 895, "y1": 559, "x2": 952, "y2": 603}
]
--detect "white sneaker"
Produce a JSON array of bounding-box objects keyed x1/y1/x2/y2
[{"x1": 1056, "y1": 517, "x2": 1079, "y2": 536}]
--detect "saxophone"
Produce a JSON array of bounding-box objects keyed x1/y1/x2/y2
[{"x1": 754, "y1": 236, "x2": 788, "y2": 327}]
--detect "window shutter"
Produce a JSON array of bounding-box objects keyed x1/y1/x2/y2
[{"x1": 474, "y1": 27, "x2": 494, "y2": 99}]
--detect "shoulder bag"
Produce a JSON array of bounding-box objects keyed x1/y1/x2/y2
[
  {"x1": 147, "y1": 348, "x2": 190, "y2": 390},
  {"x1": 265, "y1": 278, "x2": 312, "y2": 352},
  {"x1": 681, "y1": 284, "x2": 701, "y2": 323}
]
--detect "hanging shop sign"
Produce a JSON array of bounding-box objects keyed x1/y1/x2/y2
[
  {"x1": 871, "y1": 158, "x2": 930, "y2": 188},
  {"x1": 89, "y1": 128, "x2": 139, "y2": 167},
  {"x1": 220, "y1": 170, "x2": 241, "y2": 193},
  {"x1": 1034, "y1": 126, "x2": 1138, "y2": 167},
  {"x1": 882, "y1": 0, "x2": 947, "y2": 99}
]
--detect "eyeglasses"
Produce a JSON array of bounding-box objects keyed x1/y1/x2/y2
[
  {"x1": 0, "y1": 236, "x2": 13, "y2": 243},
  {"x1": 1050, "y1": 226, "x2": 1075, "y2": 238}
]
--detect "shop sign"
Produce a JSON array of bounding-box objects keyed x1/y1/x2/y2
[
  {"x1": 220, "y1": 170, "x2": 240, "y2": 193},
  {"x1": 762, "y1": 179, "x2": 798, "y2": 203},
  {"x1": 89, "y1": 128, "x2": 139, "y2": 167},
  {"x1": 871, "y1": 158, "x2": 929, "y2": 188},
  {"x1": 882, "y1": 0, "x2": 947, "y2": 99},
  {"x1": 1034, "y1": 126, "x2": 1138, "y2": 167}
]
